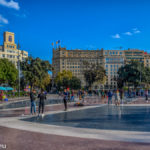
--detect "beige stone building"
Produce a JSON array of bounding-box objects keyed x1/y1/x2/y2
[
  {"x1": 0, "y1": 31, "x2": 28, "y2": 68},
  {"x1": 103, "y1": 50, "x2": 125, "y2": 89},
  {"x1": 124, "y1": 49, "x2": 150, "y2": 67},
  {"x1": 52, "y1": 47, "x2": 104, "y2": 86},
  {"x1": 52, "y1": 47, "x2": 150, "y2": 89}
]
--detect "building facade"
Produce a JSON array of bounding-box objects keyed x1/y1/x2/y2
[
  {"x1": 0, "y1": 31, "x2": 28, "y2": 68},
  {"x1": 53, "y1": 47, "x2": 150, "y2": 89}
]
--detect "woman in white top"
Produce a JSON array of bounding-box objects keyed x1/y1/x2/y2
[{"x1": 115, "y1": 90, "x2": 120, "y2": 106}]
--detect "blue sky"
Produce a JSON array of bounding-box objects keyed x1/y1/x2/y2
[{"x1": 0, "y1": 0, "x2": 150, "y2": 63}]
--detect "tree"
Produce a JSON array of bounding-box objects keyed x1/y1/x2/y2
[
  {"x1": 82, "y1": 61, "x2": 106, "y2": 89},
  {"x1": 143, "y1": 67, "x2": 150, "y2": 88},
  {"x1": 55, "y1": 70, "x2": 81, "y2": 90},
  {"x1": 55, "y1": 70, "x2": 72, "y2": 83},
  {"x1": 117, "y1": 60, "x2": 146, "y2": 88},
  {"x1": 0, "y1": 58, "x2": 18, "y2": 86},
  {"x1": 40, "y1": 74, "x2": 51, "y2": 89},
  {"x1": 55, "y1": 70, "x2": 72, "y2": 89},
  {"x1": 70, "y1": 76, "x2": 81, "y2": 90},
  {"x1": 21, "y1": 56, "x2": 52, "y2": 90}
]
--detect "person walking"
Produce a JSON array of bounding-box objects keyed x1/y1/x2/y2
[
  {"x1": 78, "y1": 89, "x2": 82, "y2": 100},
  {"x1": 38, "y1": 89, "x2": 47, "y2": 117},
  {"x1": 82, "y1": 90, "x2": 85, "y2": 102},
  {"x1": 120, "y1": 89, "x2": 124, "y2": 104},
  {"x1": 145, "y1": 89, "x2": 148, "y2": 102},
  {"x1": 115, "y1": 90, "x2": 120, "y2": 106},
  {"x1": 30, "y1": 90, "x2": 36, "y2": 115},
  {"x1": 108, "y1": 90, "x2": 113, "y2": 104},
  {"x1": 71, "y1": 90, "x2": 74, "y2": 101},
  {"x1": 63, "y1": 89, "x2": 68, "y2": 111}
]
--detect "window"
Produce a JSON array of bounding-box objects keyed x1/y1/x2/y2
[
  {"x1": 105, "y1": 52, "x2": 107, "y2": 55},
  {"x1": 120, "y1": 52, "x2": 122, "y2": 55},
  {"x1": 106, "y1": 58, "x2": 109, "y2": 63},
  {"x1": 109, "y1": 52, "x2": 112, "y2": 55},
  {"x1": 8, "y1": 36, "x2": 12, "y2": 42},
  {"x1": 113, "y1": 51, "x2": 115, "y2": 55}
]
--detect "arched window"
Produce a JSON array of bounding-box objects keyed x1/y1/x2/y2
[{"x1": 8, "y1": 36, "x2": 12, "y2": 42}]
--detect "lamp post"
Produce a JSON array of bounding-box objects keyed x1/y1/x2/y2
[
  {"x1": 140, "y1": 58, "x2": 143, "y2": 97},
  {"x1": 140, "y1": 59, "x2": 142, "y2": 87},
  {"x1": 17, "y1": 43, "x2": 20, "y2": 97}
]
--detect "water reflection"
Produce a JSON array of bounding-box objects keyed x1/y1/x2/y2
[{"x1": 22, "y1": 105, "x2": 150, "y2": 132}]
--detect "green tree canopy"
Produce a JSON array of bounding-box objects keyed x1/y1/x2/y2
[
  {"x1": 55, "y1": 70, "x2": 81, "y2": 90},
  {"x1": 55, "y1": 70, "x2": 72, "y2": 83},
  {"x1": 117, "y1": 60, "x2": 150, "y2": 88},
  {"x1": 21, "y1": 56, "x2": 52, "y2": 89},
  {"x1": 69, "y1": 76, "x2": 81, "y2": 90},
  {"x1": 82, "y1": 61, "x2": 106, "y2": 89},
  {"x1": 0, "y1": 58, "x2": 18, "y2": 86}
]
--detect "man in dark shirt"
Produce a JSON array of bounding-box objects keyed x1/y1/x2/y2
[
  {"x1": 63, "y1": 89, "x2": 68, "y2": 111},
  {"x1": 38, "y1": 89, "x2": 47, "y2": 116},
  {"x1": 30, "y1": 90, "x2": 36, "y2": 115},
  {"x1": 108, "y1": 90, "x2": 113, "y2": 104}
]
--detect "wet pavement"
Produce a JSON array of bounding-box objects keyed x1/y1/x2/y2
[
  {"x1": 22, "y1": 105, "x2": 150, "y2": 132},
  {"x1": 0, "y1": 98, "x2": 64, "y2": 109},
  {"x1": 0, "y1": 96, "x2": 106, "y2": 118}
]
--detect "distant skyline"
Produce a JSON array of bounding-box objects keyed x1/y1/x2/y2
[{"x1": 0, "y1": 0, "x2": 150, "y2": 63}]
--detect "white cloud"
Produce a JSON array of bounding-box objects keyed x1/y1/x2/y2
[
  {"x1": 0, "y1": 14, "x2": 8, "y2": 24},
  {"x1": 0, "y1": 0, "x2": 20, "y2": 10},
  {"x1": 133, "y1": 28, "x2": 141, "y2": 34},
  {"x1": 112, "y1": 34, "x2": 120, "y2": 39},
  {"x1": 124, "y1": 32, "x2": 132, "y2": 36}
]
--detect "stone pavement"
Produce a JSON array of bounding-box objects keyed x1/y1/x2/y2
[
  {"x1": 1, "y1": 125, "x2": 150, "y2": 150},
  {"x1": 0, "y1": 96, "x2": 150, "y2": 150}
]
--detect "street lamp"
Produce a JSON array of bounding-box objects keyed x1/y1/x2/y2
[
  {"x1": 140, "y1": 59, "x2": 142, "y2": 86},
  {"x1": 17, "y1": 43, "x2": 20, "y2": 97},
  {"x1": 140, "y1": 58, "x2": 142, "y2": 96}
]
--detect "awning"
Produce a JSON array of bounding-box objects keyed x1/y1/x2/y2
[
  {"x1": 5, "y1": 87, "x2": 14, "y2": 90},
  {"x1": 0, "y1": 87, "x2": 14, "y2": 91},
  {"x1": 0, "y1": 87, "x2": 6, "y2": 90}
]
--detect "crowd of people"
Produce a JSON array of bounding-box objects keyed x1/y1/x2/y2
[
  {"x1": 29, "y1": 88, "x2": 150, "y2": 116},
  {"x1": 1, "y1": 87, "x2": 149, "y2": 117}
]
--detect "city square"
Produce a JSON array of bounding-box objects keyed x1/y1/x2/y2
[
  {"x1": 1, "y1": 0, "x2": 150, "y2": 150},
  {"x1": 1, "y1": 96, "x2": 150, "y2": 150}
]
